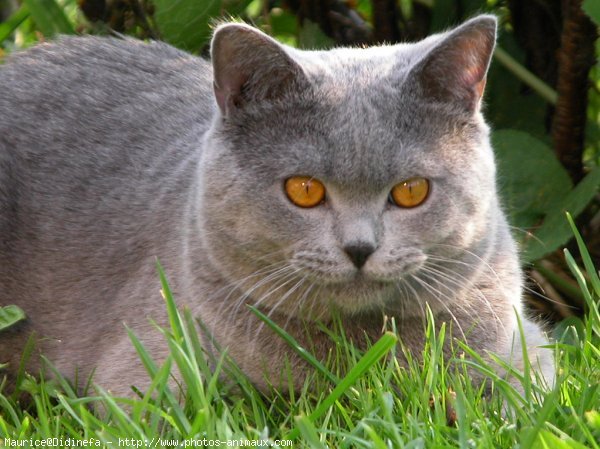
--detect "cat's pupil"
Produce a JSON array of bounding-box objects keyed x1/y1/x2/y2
[
  {"x1": 284, "y1": 176, "x2": 326, "y2": 208},
  {"x1": 390, "y1": 177, "x2": 429, "y2": 208}
]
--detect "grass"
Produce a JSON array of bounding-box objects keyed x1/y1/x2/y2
[{"x1": 0, "y1": 221, "x2": 599, "y2": 448}]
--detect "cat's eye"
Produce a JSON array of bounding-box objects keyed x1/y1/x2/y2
[
  {"x1": 390, "y1": 177, "x2": 430, "y2": 208},
  {"x1": 285, "y1": 176, "x2": 326, "y2": 208}
]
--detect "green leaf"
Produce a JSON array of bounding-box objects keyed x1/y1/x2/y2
[
  {"x1": 153, "y1": 0, "x2": 221, "y2": 51},
  {"x1": 298, "y1": 20, "x2": 334, "y2": 49},
  {"x1": 23, "y1": 0, "x2": 74, "y2": 37},
  {"x1": 486, "y1": 35, "x2": 550, "y2": 136},
  {"x1": 523, "y1": 168, "x2": 600, "y2": 261},
  {"x1": 0, "y1": 305, "x2": 26, "y2": 332},
  {"x1": 0, "y1": 5, "x2": 30, "y2": 44},
  {"x1": 269, "y1": 8, "x2": 298, "y2": 41},
  {"x1": 493, "y1": 130, "x2": 600, "y2": 262},
  {"x1": 222, "y1": 0, "x2": 255, "y2": 17},
  {"x1": 583, "y1": 0, "x2": 600, "y2": 26},
  {"x1": 493, "y1": 129, "x2": 572, "y2": 230}
]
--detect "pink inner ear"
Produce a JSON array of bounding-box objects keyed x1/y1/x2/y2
[
  {"x1": 213, "y1": 69, "x2": 248, "y2": 116},
  {"x1": 459, "y1": 40, "x2": 488, "y2": 85},
  {"x1": 463, "y1": 63, "x2": 484, "y2": 85},
  {"x1": 213, "y1": 81, "x2": 229, "y2": 115},
  {"x1": 475, "y1": 78, "x2": 487, "y2": 99}
]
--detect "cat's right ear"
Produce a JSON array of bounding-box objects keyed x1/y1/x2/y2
[{"x1": 211, "y1": 23, "x2": 306, "y2": 117}]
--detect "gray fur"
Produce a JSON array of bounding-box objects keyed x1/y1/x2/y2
[{"x1": 0, "y1": 16, "x2": 553, "y2": 396}]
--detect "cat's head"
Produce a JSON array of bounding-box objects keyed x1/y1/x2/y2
[{"x1": 199, "y1": 16, "x2": 502, "y2": 320}]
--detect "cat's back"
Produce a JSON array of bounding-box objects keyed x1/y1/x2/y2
[
  {"x1": 0, "y1": 36, "x2": 214, "y2": 298},
  {"x1": 0, "y1": 36, "x2": 214, "y2": 149},
  {"x1": 0, "y1": 36, "x2": 214, "y2": 217}
]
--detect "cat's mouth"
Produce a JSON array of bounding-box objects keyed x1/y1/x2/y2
[
  {"x1": 322, "y1": 274, "x2": 402, "y2": 310},
  {"x1": 244, "y1": 249, "x2": 428, "y2": 317}
]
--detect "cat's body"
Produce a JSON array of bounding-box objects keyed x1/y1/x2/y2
[{"x1": 0, "y1": 16, "x2": 553, "y2": 396}]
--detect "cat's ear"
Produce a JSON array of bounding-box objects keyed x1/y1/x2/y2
[
  {"x1": 211, "y1": 23, "x2": 306, "y2": 117},
  {"x1": 410, "y1": 15, "x2": 497, "y2": 113}
]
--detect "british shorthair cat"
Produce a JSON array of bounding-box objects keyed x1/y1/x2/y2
[{"x1": 0, "y1": 15, "x2": 554, "y2": 396}]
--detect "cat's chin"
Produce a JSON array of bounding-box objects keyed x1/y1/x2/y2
[{"x1": 294, "y1": 273, "x2": 406, "y2": 318}]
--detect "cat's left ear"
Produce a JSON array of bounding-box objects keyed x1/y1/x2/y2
[{"x1": 411, "y1": 15, "x2": 497, "y2": 113}]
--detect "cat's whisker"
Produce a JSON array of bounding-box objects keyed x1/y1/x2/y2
[
  {"x1": 245, "y1": 272, "x2": 305, "y2": 352},
  {"x1": 418, "y1": 270, "x2": 474, "y2": 322},
  {"x1": 210, "y1": 261, "x2": 291, "y2": 320},
  {"x1": 289, "y1": 280, "x2": 317, "y2": 319},
  {"x1": 208, "y1": 260, "x2": 290, "y2": 302},
  {"x1": 508, "y1": 225, "x2": 546, "y2": 245},
  {"x1": 424, "y1": 254, "x2": 478, "y2": 269},
  {"x1": 420, "y1": 263, "x2": 507, "y2": 336},
  {"x1": 216, "y1": 264, "x2": 297, "y2": 334},
  {"x1": 254, "y1": 276, "x2": 309, "y2": 342},
  {"x1": 232, "y1": 266, "x2": 300, "y2": 318},
  {"x1": 409, "y1": 273, "x2": 467, "y2": 341},
  {"x1": 392, "y1": 280, "x2": 413, "y2": 322},
  {"x1": 266, "y1": 276, "x2": 309, "y2": 320},
  {"x1": 211, "y1": 268, "x2": 286, "y2": 331},
  {"x1": 400, "y1": 277, "x2": 427, "y2": 321},
  {"x1": 296, "y1": 283, "x2": 326, "y2": 324},
  {"x1": 522, "y1": 277, "x2": 580, "y2": 309},
  {"x1": 426, "y1": 242, "x2": 503, "y2": 285}
]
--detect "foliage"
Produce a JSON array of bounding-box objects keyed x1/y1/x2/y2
[{"x1": 0, "y1": 306, "x2": 25, "y2": 332}]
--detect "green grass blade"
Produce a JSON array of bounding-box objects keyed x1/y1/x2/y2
[
  {"x1": 360, "y1": 423, "x2": 389, "y2": 449},
  {"x1": 0, "y1": 6, "x2": 30, "y2": 43},
  {"x1": 294, "y1": 414, "x2": 328, "y2": 449},
  {"x1": 532, "y1": 429, "x2": 591, "y2": 449},
  {"x1": 127, "y1": 326, "x2": 190, "y2": 434},
  {"x1": 564, "y1": 249, "x2": 593, "y2": 304},
  {"x1": 56, "y1": 394, "x2": 86, "y2": 428},
  {"x1": 248, "y1": 305, "x2": 339, "y2": 385},
  {"x1": 127, "y1": 326, "x2": 160, "y2": 379},
  {"x1": 157, "y1": 260, "x2": 184, "y2": 342},
  {"x1": 23, "y1": 0, "x2": 74, "y2": 37},
  {"x1": 566, "y1": 212, "x2": 600, "y2": 296},
  {"x1": 286, "y1": 331, "x2": 397, "y2": 440}
]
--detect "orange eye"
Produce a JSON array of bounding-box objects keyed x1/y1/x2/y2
[
  {"x1": 390, "y1": 177, "x2": 429, "y2": 208},
  {"x1": 285, "y1": 176, "x2": 326, "y2": 208}
]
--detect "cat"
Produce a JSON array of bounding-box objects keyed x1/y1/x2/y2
[{"x1": 0, "y1": 14, "x2": 554, "y2": 398}]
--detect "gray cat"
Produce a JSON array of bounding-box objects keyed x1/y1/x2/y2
[{"x1": 0, "y1": 15, "x2": 554, "y2": 397}]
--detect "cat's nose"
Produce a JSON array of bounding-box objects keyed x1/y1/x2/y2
[{"x1": 344, "y1": 243, "x2": 376, "y2": 269}]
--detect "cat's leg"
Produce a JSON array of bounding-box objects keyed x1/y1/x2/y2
[
  {"x1": 498, "y1": 315, "x2": 555, "y2": 390},
  {"x1": 92, "y1": 332, "x2": 179, "y2": 400}
]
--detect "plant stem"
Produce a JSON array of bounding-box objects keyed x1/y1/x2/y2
[{"x1": 493, "y1": 46, "x2": 558, "y2": 105}]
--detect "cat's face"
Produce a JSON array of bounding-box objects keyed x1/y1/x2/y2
[{"x1": 199, "y1": 16, "x2": 499, "y2": 319}]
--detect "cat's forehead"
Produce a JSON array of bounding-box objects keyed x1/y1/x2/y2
[
  {"x1": 289, "y1": 33, "x2": 443, "y2": 84},
  {"x1": 294, "y1": 47, "x2": 409, "y2": 90}
]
